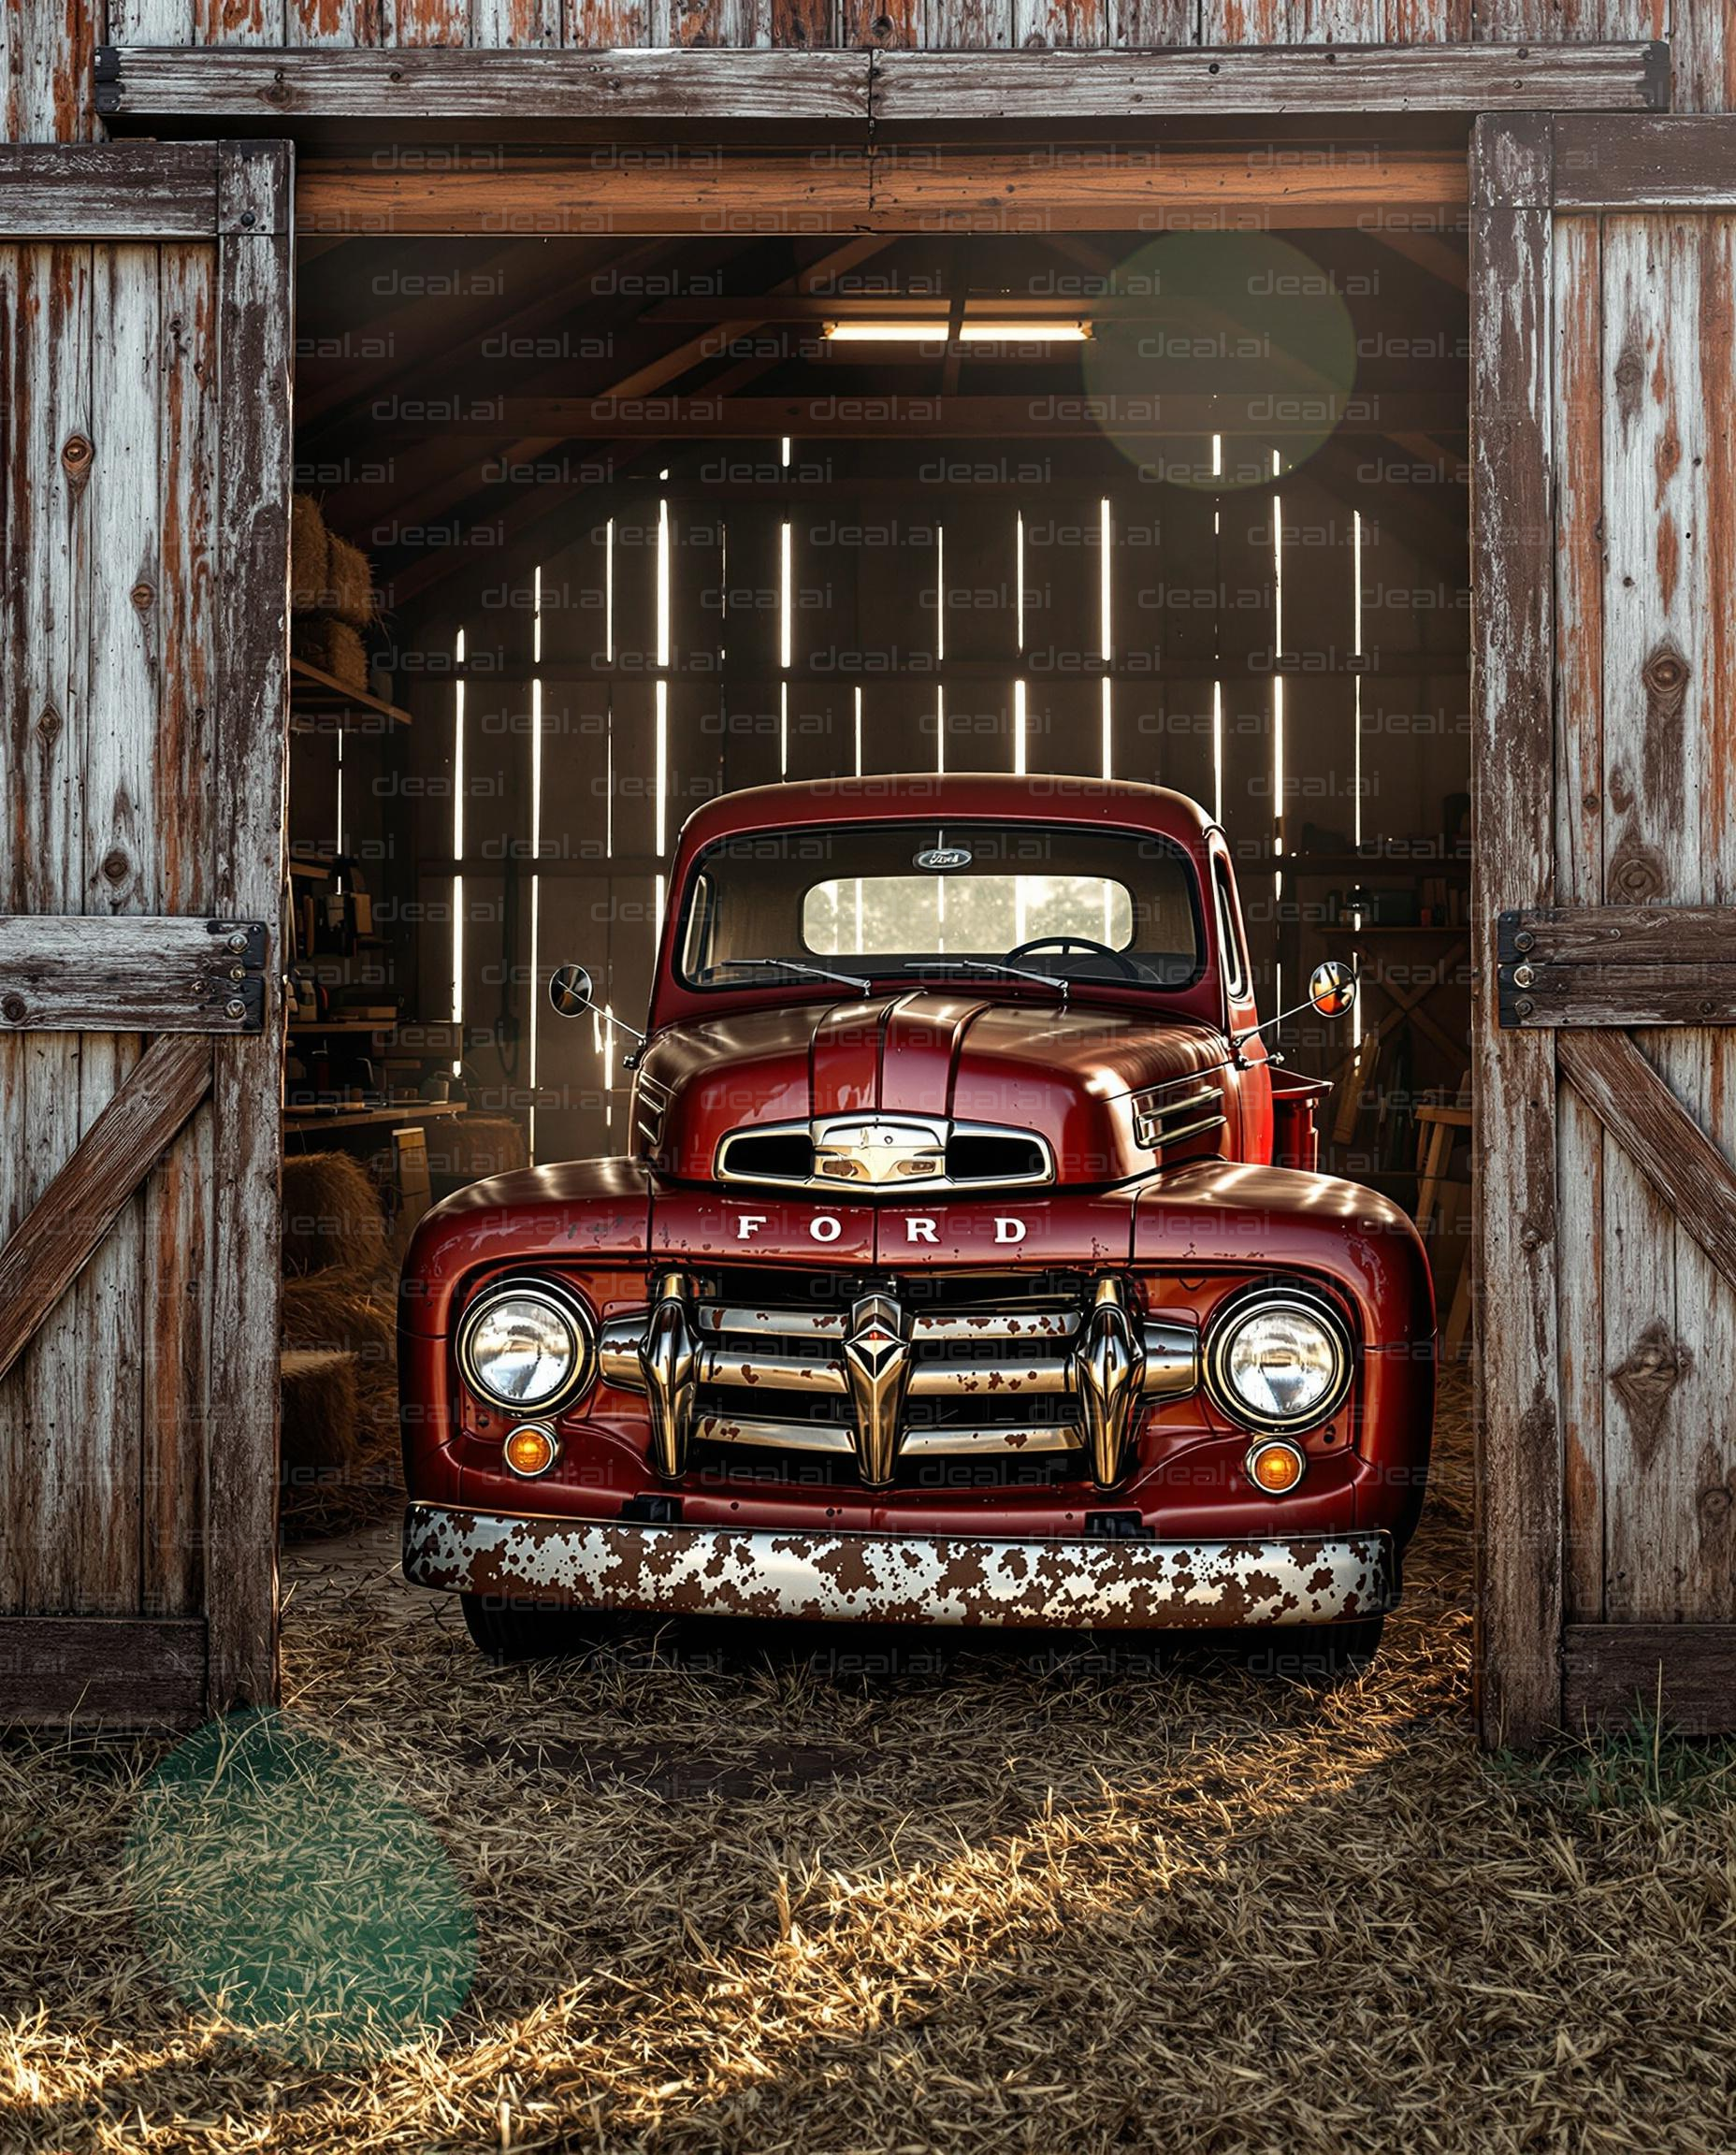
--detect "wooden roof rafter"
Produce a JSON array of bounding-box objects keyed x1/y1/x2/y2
[{"x1": 377, "y1": 233, "x2": 900, "y2": 608}]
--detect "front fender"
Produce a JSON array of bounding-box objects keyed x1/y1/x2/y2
[
  {"x1": 1134, "y1": 1159, "x2": 1435, "y2": 1347},
  {"x1": 399, "y1": 1157, "x2": 655, "y2": 1339}
]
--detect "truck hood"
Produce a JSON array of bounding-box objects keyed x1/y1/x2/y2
[{"x1": 632, "y1": 991, "x2": 1233, "y2": 1189}]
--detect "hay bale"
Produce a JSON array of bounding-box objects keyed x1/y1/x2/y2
[
  {"x1": 282, "y1": 1267, "x2": 397, "y2": 1360},
  {"x1": 281, "y1": 1348, "x2": 359, "y2": 1476},
  {"x1": 282, "y1": 1152, "x2": 386, "y2": 1278},
  {"x1": 425, "y1": 1114, "x2": 530, "y2": 1186},
  {"x1": 281, "y1": 1359, "x2": 404, "y2": 1543},
  {"x1": 290, "y1": 615, "x2": 371, "y2": 693},
  {"x1": 326, "y1": 533, "x2": 377, "y2": 628},
  {"x1": 290, "y1": 495, "x2": 328, "y2": 613},
  {"x1": 324, "y1": 618, "x2": 370, "y2": 693}
]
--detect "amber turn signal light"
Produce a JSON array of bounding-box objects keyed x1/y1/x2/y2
[
  {"x1": 1245, "y1": 1439, "x2": 1307, "y2": 1495},
  {"x1": 503, "y1": 1423, "x2": 560, "y2": 1479}
]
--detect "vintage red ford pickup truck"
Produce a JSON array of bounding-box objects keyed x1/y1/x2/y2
[{"x1": 401, "y1": 774, "x2": 1434, "y2": 1672}]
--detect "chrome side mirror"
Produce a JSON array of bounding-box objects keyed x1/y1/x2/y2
[
  {"x1": 1309, "y1": 959, "x2": 1356, "y2": 1019},
  {"x1": 549, "y1": 963, "x2": 595, "y2": 1019},
  {"x1": 547, "y1": 962, "x2": 648, "y2": 1046}
]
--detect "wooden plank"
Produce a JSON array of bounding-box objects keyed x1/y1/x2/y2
[
  {"x1": 1499, "y1": 961, "x2": 1736, "y2": 1026},
  {"x1": 533, "y1": 510, "x2": 624, "y2": 1166},
  {"x1": 286, "y1": 2, "x2": 389, "y2": 50},
  {"x1": 94, "y1": 42, "x2": 1668, "y2": 120},
  {"x1": 297, "y1": 152, "x2": 874, "y2": 236},
  {"x1": 2, "y1": 0, "x2": 98, "y2": 144},
  {"x1": 0, "y1": 1032, "x2": 213, "y2": 1388},
  {"x1": 145, "y1": 239, "x2": 219, "y2": 1624},
  {"x1": 387, "y1": 0, "x2": 476, "y2": 45},
  {"x1": 1021, "y1": 489, "x2": 1103, "y2": 780},
  {"x1": 472, "y1": 0, "x2": 565, "y2": 44},
  {"x1": 1469, "y1": 113, "x2": 1560, "y2": 1750},
  {"x1": 379, "y1": 392, "x2": 1469, "y2": 439},
  {"x1": 1273, "y1": 470, "x2": 1358, "y2": 1039},
  {"x1": 76, "y1": 239, "x2": 160, "y2": 1622},
  {"x1": 1671, "y1": 0, "x2": 1736, "y2": 117},
  {"x1": 0, "y1": 1616, "x2": 207, "y2": 1723},
  {"x1": 869, "y1": 145, "x2": 1468, "y2": 229},
  {"x1": 1215, "y1": 483, "x2": 1279, "y2": 1004},
  {"x1": 1554, "y1": 118, "x2": 1736, "y2": 209},
  {"x1": 843, "y1": 0, "x2": 916, "y2": 42},
  {"x1": 1497, "y1": 905, "x2": 1736, "y2": 1028},
  {"x1": 1140, "y1": 484, "x2": 1221, "y2": 811},
  {"x1": 568, "y1": 0, "x2": 654, "y2": 42},
  {"x1": 1557, "y1": 1031, "x2": 1736, "y2": 1302},
  {"x1": 1552, "y1": 210, "x2": 1606, "y2": 1631},
  {"x1": 0, "y1": 914, "x2": 268, "y2": 1031},
  {"x1": 1593, "y1": 210, "x2": 1736, "y2": 1629},
  {"x1": 643, "y1": 0, "x2": 769, "y2": 44},
  {"x1": 0, "y1": 144, "x2": 222, "y2": 239},
  {"x1": 1110, "y1": 0, "x2": 1192, "y2": 41},
  {"x1": 294, "y1": 146, "x2": 1466, "y2": 237},
  {"x1": 937, "y1": 490, "x2": 1018, "y2": 777},
  {"x1": 874, "y1": 44, "x2": 1666, "y2": 119},
  {"x1": 99, "y1": 46, "x2": 874, "y2": 120},
  {"x1": 2, "y1": 241, "x2": 94, "y2": 1622},
  {"x1": 206, "y1": 140, "x2": 291, "y2": 1715},
  {"x1": 1664, "y1": 211, "x2": 1736, "y2": 1630},
  {"x1": 1562, "y1": 1625, "x2": 1736, "y2": 1734}
]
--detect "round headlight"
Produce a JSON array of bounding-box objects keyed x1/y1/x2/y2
[
  {"x1": 1205, "y1": 1291, "x2": 1353, "y2": 1433},
  {"x1": 456, "y1": 1278, "x2": 594, "y2": 1413}
]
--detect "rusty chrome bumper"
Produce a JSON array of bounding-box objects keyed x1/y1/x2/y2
[{"x1": 404, "y1": 1503, "x2": 1396, "y2": 1629}]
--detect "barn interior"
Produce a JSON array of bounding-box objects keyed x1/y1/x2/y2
[{"x1": 279, "y1": 210, "x2": 1471, "y2": 1510}]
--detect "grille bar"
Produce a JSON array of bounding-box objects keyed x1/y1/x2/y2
[{"x1": 600, "y1": 1274, "x2": 1199, "y2": 1489}]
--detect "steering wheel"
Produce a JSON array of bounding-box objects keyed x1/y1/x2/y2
[{"x1": 1005, "y1": 933, "x2": 1141, "y2": 979}]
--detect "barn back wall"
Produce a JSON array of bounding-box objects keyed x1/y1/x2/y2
[{"x1": 4, "y1": 4, "x2": 1733, "y2": 146}]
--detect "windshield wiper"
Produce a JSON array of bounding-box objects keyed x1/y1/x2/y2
[
  {"x1": 904, "y1": 958, "x2": 1066, "y2": 996},
  {"x1": 709, "y1": 956, "x2": 873, "y2": 992}
]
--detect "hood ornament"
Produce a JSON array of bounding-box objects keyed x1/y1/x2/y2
[
  {"x1": 814, "y1": 1115, "x2": 948, "y2": 1186},
  {"x1": 844, "y1": 1292, "x2": 912, "y2": 1486}
]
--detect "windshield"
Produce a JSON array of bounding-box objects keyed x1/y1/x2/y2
[{"x1": 677, "y1": 821, "x2": 1203, "y2": 992}]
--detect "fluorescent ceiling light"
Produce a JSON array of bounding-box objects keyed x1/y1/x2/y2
[
  {"x1": 959, "y1": 322, "x2": 1091, "y2": 341},
  {"x1": 823, "y1": 320, "x2": 1091, "y2": 342}
]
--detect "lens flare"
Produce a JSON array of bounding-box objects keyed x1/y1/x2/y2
[
  {"x1": 125, "y1": 1709, "x2": 476, "y2": 2062},
  {"x1": 1080, "y1": 233, "x2": 1358, "y2": 491}
]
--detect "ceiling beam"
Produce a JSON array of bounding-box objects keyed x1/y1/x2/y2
[
  {"x1": 367, "y1": 392, "x2": 1468, "y2": 439},
  {"x1": 98, "y1": 42, "x2": 1662, "y2": 126}
]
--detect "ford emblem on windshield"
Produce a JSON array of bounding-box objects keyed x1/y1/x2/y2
[{"x1": 915, "y1": 845, "x2": 973, "y2": 871}]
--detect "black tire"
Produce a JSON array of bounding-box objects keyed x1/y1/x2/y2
[
  {"x1": 459, "y1": 1592, "x2": 600, "y2": 1663},
  {"x1": 1231, "y1": 1615, "x2": 1386, "y2": 1685}
]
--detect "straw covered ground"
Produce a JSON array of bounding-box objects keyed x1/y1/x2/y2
[{"x1": 5, "y1": 1365, "x2": 1736, "y2": 2155}]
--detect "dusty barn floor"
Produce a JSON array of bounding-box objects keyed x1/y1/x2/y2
[{"x1": 5, "y1": 1365, "x2": 1736, "y2": 2155}]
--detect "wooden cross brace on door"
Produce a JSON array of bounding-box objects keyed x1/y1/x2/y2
[
  {"x1": 1497, "y1": 904, "x2": 1736, "y2": 1302},
  {"x1": 0, "y1": 915, "x2": 268, "y2": 1386}
]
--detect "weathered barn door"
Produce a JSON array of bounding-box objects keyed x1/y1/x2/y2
[
  {"x1": 0, "y1": 142, "x2": 289, "y2": 1719},
  {"x1": 1475, "y1": 116, "x2": 1736, "y2": 1746}
]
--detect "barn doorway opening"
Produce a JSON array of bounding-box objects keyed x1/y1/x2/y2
[{"x1": 281, "y1": 213, "x2": 1471, "y2": 1521}]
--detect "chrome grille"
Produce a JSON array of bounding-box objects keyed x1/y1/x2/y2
[{"x1": 600, "y1": 1270, "x2": 1198, "y2": 1491}]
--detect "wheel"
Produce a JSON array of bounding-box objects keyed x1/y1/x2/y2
[
  {"x1": 459, "y1": 1591, "x2": 600, "y2": 1663},
  {"x1": 1231, "y1": 1615, "x2": 1386, "y2": 1685}
]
